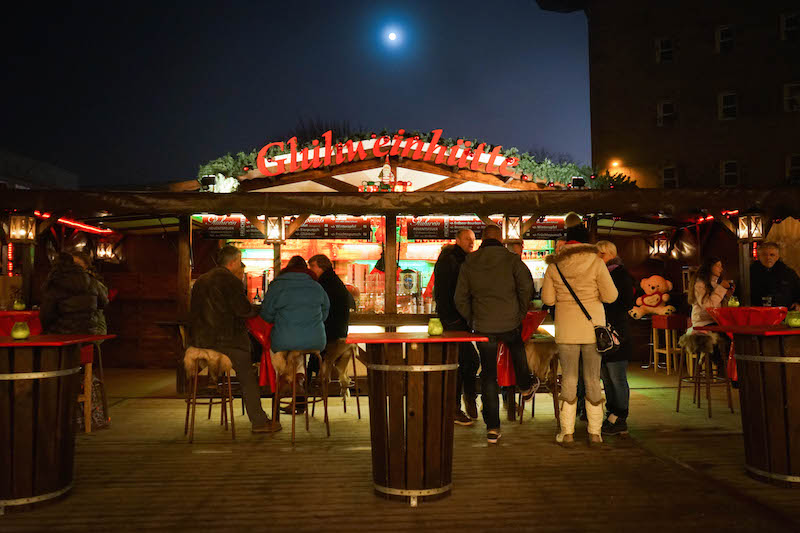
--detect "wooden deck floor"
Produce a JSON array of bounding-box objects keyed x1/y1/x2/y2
[{"x1": 2, "y1": 367, "x2": 799, "y2": 532}]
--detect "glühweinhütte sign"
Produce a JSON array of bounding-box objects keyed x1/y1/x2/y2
[{"x1": 256, "y1": 129, "x2": 520, "y2": 178}]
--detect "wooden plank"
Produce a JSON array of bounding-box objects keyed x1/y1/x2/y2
[
  {"x1": 312, "y1": 177, "x2": 359, "y2": 193},
  {"x1": 0, "y1": 346, "x2": 12, "y2": 497},
  {"x1": 744, "y1": 338, "x2": 770, "y2": 472},
  {"x1": 415, "y1": 177, "x2": 463, "y2": 192},
  {"x1": 784, "y1": 337, "x2": 800, "y2": 476},
  {"x1": 441, "y1": 343, "x2": 458, "y2": 485},
  {"x1": 424, "y1": 343, "x2": 443, "y2": 489},
  {"x1": 385, "y1": 214, "x2": 397, "y2": 313},
  {"x1": 177, "y1": 215, "x2": 192, "y2": 316},
  {"x1": 405, "y1": 342, "x2": 425, "y2": 492},
  {"x1": 58, "y1": 345, "x2": 80, "y2": 487},
  {"x1": 366, "y1": 344, "x2": 388, "y2": 488},
  {"x1": 35, "y1": 347, "x2": 61, "y2": 495},
  {"x1": 386, "y1": 343, "x2": 405, "y2": 490},
  {"x1": 762, "y1": 359, "x2": 788, "y2": 475},
  {"x1": 285, "y1": 215, "x2": 310, "y2": 239},
  {"x1": 13, "y1": 347, "x2": 35, "y2": 498}
]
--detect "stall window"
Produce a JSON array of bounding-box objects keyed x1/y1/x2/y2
[
  {"x1": 715, "y1": 25, "x2": 734, "y2": 53},
  {"x1": 718, "y1": 92, "x2": 737, "y2": 120},
  {"x1": 787, "y1": 154, "x2": 800, "y2": 184},
  {"x1": 784, "y1": 82, "x2": 800, "y2": 112},
  {"x1": 657, "y1": 100, "x2": 677, "y2": 126},
  {"x1": 655, "y1": 38, "x2": 674, "y2": 63},
  {"x1": 720, "y1": 160, "x2": 739, "y2": 187},
  {"x1": 662, "y1": 167, "x2": 678, "y2": 188},
  {"x1": 781, "y1": 12, "x2": 798, "y2": 42}
]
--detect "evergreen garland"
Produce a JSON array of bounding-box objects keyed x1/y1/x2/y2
[{"x1": 197, "y1": 130, "x2": 637, "y2": 190}]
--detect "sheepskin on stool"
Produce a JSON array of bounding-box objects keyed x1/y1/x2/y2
[
  {"x1": 184, "y1": 346, "x2": 233, "y2": 381},
  {"x1": 678, "y1": 332, "x2": 722, "y2": 357},
  {"x1": 525, "y1": 338, "x2": 559, "y2": 380}
]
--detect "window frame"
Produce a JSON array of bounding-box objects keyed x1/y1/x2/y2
[
  {"x1": 784, "y1": 82, "x2": 800, "y2": 112},
  {"x1": 781, "y1": 12, "x2": 798, "y2": 42},
  {"x1": 662, "y1": 166, "x2": 678, "y2": 188},
  {"x1": 720, "y1": 160, "x2": 740, "y2": 187},
  {"x1": 788, "y1": 154, "x2": 800, "y2": 184},
  {"x1": 657, "y1": 100, "x2": 677, "y2": 126},
  {"x1": 718, "y1": 92, "x2": 738, "y2": 120},
  {"x1": 655, "y1": 38, "x2": 674, "y2": 63},
  {"x1": 715, "y1": 25, "x2": 734, "y2": 53}
]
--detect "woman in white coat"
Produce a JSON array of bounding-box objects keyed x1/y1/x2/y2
[{"x1": 541, "y1": 226, "x2": 618, "y2": 447}]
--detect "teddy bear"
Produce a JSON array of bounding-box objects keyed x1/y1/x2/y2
[{"x1": 628, "y1": 274, "x2": 677, "y2": 319}]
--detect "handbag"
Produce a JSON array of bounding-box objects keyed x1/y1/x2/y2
[{"x1": 555, "y1": 265, "x2": 620, "y2": 353}]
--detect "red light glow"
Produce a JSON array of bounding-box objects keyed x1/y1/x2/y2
[{"x1": 34, "y1": 211, "x2": 114, "y2": 235}]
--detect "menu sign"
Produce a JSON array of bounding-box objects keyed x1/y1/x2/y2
[
  {"x1": 406, "y1": 216, "x2": 564, "y2": 240},
  {"x1": 523, "y1": 219, "x2": 565, "y2": 240},
  {"x1": 291, "y1": 216, "x2": 372, "y2": 240},
  {"x1": 199, "y1": 215, "x2": 264, "y2": 239}
]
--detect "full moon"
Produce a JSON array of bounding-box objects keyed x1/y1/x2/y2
[{"x1": 388, "y1": 32, "x2": 397, "y2": 41}]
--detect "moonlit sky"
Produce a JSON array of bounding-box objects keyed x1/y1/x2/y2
[{"x1": 0, "y1": 1, "x2": 589, "y2": 187}]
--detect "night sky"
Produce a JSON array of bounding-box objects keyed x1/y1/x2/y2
[{"x1": 1, "y1": 1, "x2": 589, "y2": 188}]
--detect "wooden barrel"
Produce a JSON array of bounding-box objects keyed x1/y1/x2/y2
[
  {"x1": 0, "y1": 343, "x2": 81, "y2": 513},
  {"x1": 363, "y1": 341, "x2": 458, "y2": 506},
  {"x1": 734, "y1": 333, "x2": 800, "y2": 488}
]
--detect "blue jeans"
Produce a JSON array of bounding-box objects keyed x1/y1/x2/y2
[
  {"x1": 476, "y1": 327, "x2": 532, "y2": 430},
  {"x1": 601, "y1": 360, "x2": 630, "y2": 420}
]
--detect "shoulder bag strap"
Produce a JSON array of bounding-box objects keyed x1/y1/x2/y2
[{"x1": 555, "y1": 264, "x2": 593, "y2": 322}]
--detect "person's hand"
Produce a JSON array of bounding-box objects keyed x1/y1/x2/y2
[{"x1": 720, "y1": 280, "x2": 731, "y2": 290}]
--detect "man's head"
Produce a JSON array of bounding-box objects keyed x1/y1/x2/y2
[
  {"x1": 455, "y1": 229, "x2": 476, "y2": 253},
  {"x1": 70, "y1": 250, "x2": 92, "y2": 270},
  {"x1": 758, "y1": 242, "x2": 781, "y2": 269},
  {"x1": 506, "y1": 240, "x2": 523, "y2": 256},
  {"x1": 564, "y1": 212, "x2": 582, "y2": 229},
  {"x1": 217, "y1": 245, "x2": 243, "y2": 278},
  {"x1": 596, "y1": 240, "x2": 617, "y2": 265},
  {"x1": 482, "y1": 224, "x2": 502, "y2": 241},
  {"x1": 308, "y1": 254, "x2": 332, "y2": 278}
]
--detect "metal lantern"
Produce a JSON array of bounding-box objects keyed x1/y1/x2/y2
[
  {"x1": 95, "y1": 240, "x2": 121, "y2": 262},
  {"x1": 8, "y1": 215, "x2": 36, "y2": 243},
  {"x1": 737, "y1": 213, "x2": 764, "y2": 240},
  {"x1": 649, "y1": 234, "x2": 669, "y2": 257},
  {"x1": 264, "y1": 216, "x2": 285, "y2": 243},
  {"x1": 503, "y1": 216, "x2": 522, "y2": 241}
]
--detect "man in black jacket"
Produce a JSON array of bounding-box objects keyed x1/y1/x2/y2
[
  {"x1": 750, "y1": 242, "x2": 800, "y2": 310},
  {"x1": 434, "y1": 229, "x2": 480, "y2": 426},
  {"x1": 309, "y1": 254, "x2": 357, "y2": 396}
]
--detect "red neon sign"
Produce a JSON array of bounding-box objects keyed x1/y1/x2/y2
[
  {"x1": 256, "y1": 129, "x2": 520, "y2": 180},
  {"x1": 34, "y1": 211, "x2": 114, "y2": 235}
]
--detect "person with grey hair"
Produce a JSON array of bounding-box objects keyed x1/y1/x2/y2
[
  {"x1": 190, "y1": 245, "x2": 275, "y2": 432},
  {"x1": 750, "y1": 242, "x2": 800, "y2": 310},
  {"x1": 455, "y1": 224, "x2": 535, "y2": 444}
]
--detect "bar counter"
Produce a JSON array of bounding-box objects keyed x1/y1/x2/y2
[
  {"x1": 1, "y1": 334, "x2": 114, "y2": 513},
  {"x1": 696, "y1": 324, "x2": 800, "y2": 487}
]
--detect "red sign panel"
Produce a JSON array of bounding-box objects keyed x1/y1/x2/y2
[{"x1": 198, "y1": 215, "x2": 371, "y2": 240}]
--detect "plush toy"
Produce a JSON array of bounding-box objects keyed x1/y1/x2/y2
[{"x1": 629, "y1": 275, "x2": 677, "y2": 319}]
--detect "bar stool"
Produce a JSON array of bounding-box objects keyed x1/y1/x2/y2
[
  {"x1": 272, "y1": 350, "x2": 330, "y2": 443},
  {"x1": 651, "y1": 314, "x2": 688, "y2": 375},
  {"x1": 676, "y1": 332, "x2": 733, "y2": 417},
  {"x1": 183, "y1": 347, "x2": 236, "y2": 443},
  {"x1": 311, "y1": 340, "x2": 361, "y2": 420},
  {"x1": 77, "y1": 343, "x2": 106, "y2": 433},
  {"x1": 517, "y1": 353, "x2": 560, "y2": 426}
]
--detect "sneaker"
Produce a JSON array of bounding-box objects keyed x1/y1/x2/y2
[
  {"x1": 464, "y1": 397, "x2": 479, "y2": 420},
  {"x1": 280, "y1": 401, "x2": 306, "y2": 415},
  {"x1": 487, "y1": 429, "x2": 501, "y2": 444},
  {"x1": 252, "y1": 422, "x2": 282, "y2": 433},
  {"x1": 519, "y1": 377, "x2": 540, "y2": 402},
  {"x1": 602, "y1": 418, "x2": 628, "y2": 436},
  {"x1": 454, "y1": 410, "x2": 474, "y2": 426}
]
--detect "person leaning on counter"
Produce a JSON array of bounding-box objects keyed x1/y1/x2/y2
[{"x1": 750, "y1": 241, "x2": 800, "y2": 310}]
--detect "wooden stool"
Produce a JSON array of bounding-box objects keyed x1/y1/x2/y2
[
  {"x1": 183, "y1": 347, "x2": 236, "y2": 443},
  {"x1": 518, "y1": 338, "x2": 560, "y2": 427},
  {"x1": 313, "y1": 340, "x2": 361, "y2": 420},
  {"x1": 651, "y1": 314, "x2": 687, "y2": 375},
  {"x1": 676, "y1": 333, "x2": 733, "y2": 417},
  {"x1": 272, "y1": 350, "x2": 330, "y2": 443},
  {"x1": 77, "y1": 344, "x2": 107, "y2": 434}
]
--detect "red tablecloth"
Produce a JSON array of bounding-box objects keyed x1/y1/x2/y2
[
  {"x1": 246, "y1": 317, "x2": 276, "y2": 390},
  {"x1": 705, "y1": 307, "x2": 788, "y2": 381},
  {"x1": 0, "y1": 310, "x2": 43, "y2": 336},
  {"x1": 498, "y1": 310, "x2": 548, "y2": 386}
]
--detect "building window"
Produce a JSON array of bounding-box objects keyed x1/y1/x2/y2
[
  {"x1": 662, "y1": 167, "x2": 678, "y2": 188},
  {"x1": 657, "y1": 101, "x2": 677, "y2": 126},
  {"x1": 781, "y1": 12, "x2": 798, "y2": 42},
  {"x1": 788, "y1": 154, "x2": 800, "y2": 184},
  {"x1": 720, "y1": 160, "x2": 739, "y2": 187},
  {"x1": 784, "y1": 82, "x2": 800, "y2": 112},
  {"x1": 718, "y1": 92, "x2": 737, "y2": 120},
  {"x1": 716, "y1": 25, "x2": 734, "y2": 53},
  {"x1": 655, "y1": 39, "x2": 674, "y2": 63}
]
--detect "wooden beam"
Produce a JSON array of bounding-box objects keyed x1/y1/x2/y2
[
  {"x1": 286, "y1": 214, "x2": 310, "y2": 238},
  {"x1": 415, "y1": 177, "x2": 463, "y2": 192},
  {"x1": 243, "y1": 213, "x2": 266, "y2": 237},
  {"x1": 238, "y1": 158, "x2": 383, "y2": 192},
  {"x1": 36, "y1": 211, "x2": 67, "y2": 238},
  {"x1": 477, "y1": 215, "x2": 495, "y2": 227},
  {"x1": 385, "y1": 214, "x2": 397, "y2": 315},
  {"x1": 520, "y1": 216, "x2": 538, "y2": 236},
  {"x1": 312, "y1": 176, "x2": 359, "y2": 192},
  {"x1": 169, "y1": 180, "x2": 201, "y2": 192},
  {"x1": 711, "y1": 211, "x2": 737, "y2": 236},
  {"x1": 177, "y1": 215, "x2": 192, "y2": 317},
  {"x1": 399, "y1": 159, "x2": 548, "y2": 191}
]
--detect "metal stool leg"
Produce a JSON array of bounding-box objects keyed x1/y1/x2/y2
[
  {"x1": 189, "y1": 360, "x2": 200, "y2": 443},
  {"x1": 676, "y1": 349, "x2": 685, "y2": 412},
  {"x1": 227, "y1": 370, "x2": 236, "y2": 440}
]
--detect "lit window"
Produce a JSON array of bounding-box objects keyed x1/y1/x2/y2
[
  {"x1": 662, "y1": 167, "x2": 678, "y2": 188},
  {"x1": 788, "y1": 154, "x2": 800, "y2": 185},
  {"x1": 718, "y1": 92, "x2": 737, "y2": 120},
  {"x1": 657, "y1": 101, "x2": 677, "y2": 126},
  {"x1": 720, "y1": 160, "x2": 739, "y2": 187},
  {"x1": 716, "y1": 25, "x2": 734, "y2": 53},
  {"x1": 784, "y1": 82, "x2": 800, "y2": 112},
  {"x1": 656, "y1": 39, "x2": 674, "y2": 63},
  {"x1": 781, "y1": 12, "x2": 798, "y2": 42}
]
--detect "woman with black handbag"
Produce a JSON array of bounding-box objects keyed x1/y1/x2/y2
[{"x1": 541, "y1": 225, "x2": 618, "y2": 447}]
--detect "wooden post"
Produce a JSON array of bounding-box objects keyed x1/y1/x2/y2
[
  {"x1": 587, "y1": 216, "x2": 598, "y2": 243},
  {"x1": 739, "y1": 241, "x2": 752, "y2": 306},
  {"x1": 176, "y1": 215, "x2": 192, "y2": 394},
  {"x1": 273, "y1": 243, "x2": 281, "y2": 280},
  {"x1": 21, "y1": 244, "x2": 34, "y2": 306},
  {"x1": 385, "y1": 213, "x2": 397, "y2": 316}
]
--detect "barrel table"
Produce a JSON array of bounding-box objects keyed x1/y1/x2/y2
[
  {"x1": 346, "y1": 331, "x2": 488, "y2": 506},
  {"x1": 0, "y1": 334, "x2": 114, "y2": 513},
  {"x1": 697, "y1": 324, "x2": 800, "y2": 487}
]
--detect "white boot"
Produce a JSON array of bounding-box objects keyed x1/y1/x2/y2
[
  {"x1": 556, "y1": 399, "x2": 577, "y2": 444},
  {"x1": 586, "y1": 400, "x2": 604, "y2": 445}
]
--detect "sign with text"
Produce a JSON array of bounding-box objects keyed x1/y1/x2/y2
[
  {"x1": 406, "y1": 217, "x2": 564, "y2": 240},
  {"x1": 198, "y1": 215, "x2": 371, "y2": 240}
]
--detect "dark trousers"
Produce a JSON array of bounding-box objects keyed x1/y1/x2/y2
[
  {"x1": 600, "y1": 360, "x2": 630, "y2": 420},
  {"x1": 443, "y1": 320, "x2": 479, "y2": 407},
  {"x1": 225, "y1": 347, "x2": 269, "y2": 427},
  {"x1": 476, "y1": 327, "x2": 532, "y2": 430}
]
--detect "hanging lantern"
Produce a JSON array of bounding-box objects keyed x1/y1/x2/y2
[
  {"x1": 503, "y1": 216, "x2": 522, "y2": 241},
  {"x1": 264, "y1": 217, "x2": 285, "y2": 243},
  {"x1": 95, "y1": 240, "x2": 122, "y2": 263},
  {"x1": 649, "y1": 234, "x2": 669, "y2": 257},
  {"x1": 8, "y1": 215, "x2": 36, "y2": 243},
  {"x1": 737, "y1": 212, "x2": 764, "y2": 240}
]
